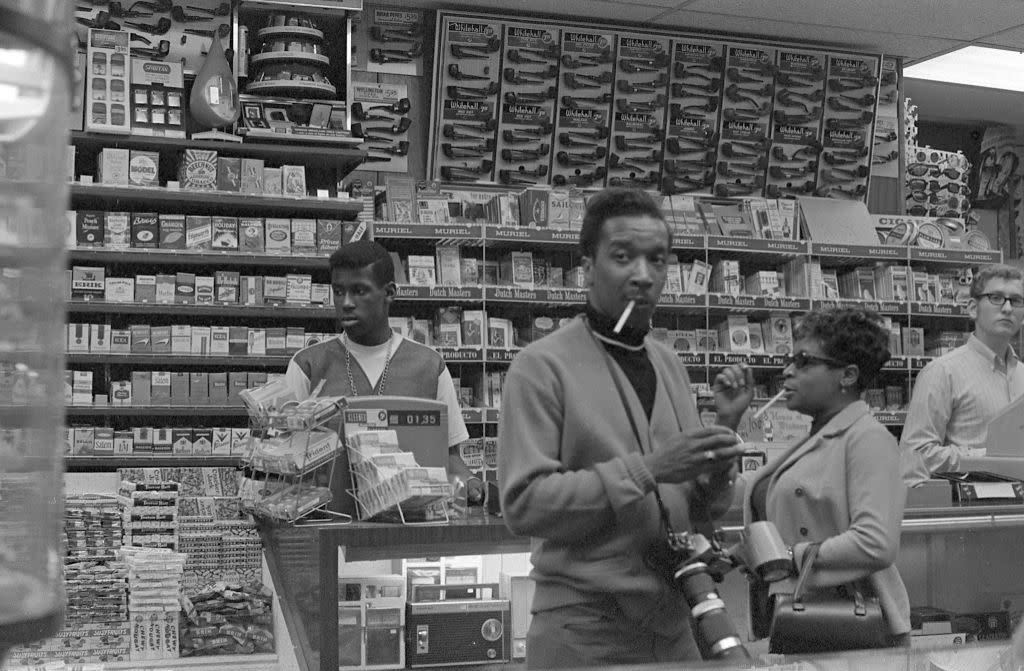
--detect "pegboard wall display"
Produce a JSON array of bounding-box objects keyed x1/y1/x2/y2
[{"x1": 426, "y1": 11, "x2": 900, "y2": 202}]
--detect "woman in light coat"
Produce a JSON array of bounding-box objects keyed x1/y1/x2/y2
[{"x1": 743, "y1": 307, "x2": 911, "y2": 651}]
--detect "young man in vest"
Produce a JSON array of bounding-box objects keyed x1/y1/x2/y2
[{"x1": 286, "y1": 240, "x2": 483, "y2": 503}]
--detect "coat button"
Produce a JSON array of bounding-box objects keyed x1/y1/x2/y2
[
  {"x1": 799, "y1": 527, "x2": 808, "y2": 536},
  {"x1": 795, "y1": 488, "x2": 805, "y2": 497}
]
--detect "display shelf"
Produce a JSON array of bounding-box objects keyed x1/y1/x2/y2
[
  {"x1": 66, "y1": 455, "x2": 240, "y2": 471},
  {"x1": 707, "y1": 294, "x2": 810, "y2": 313},
  {"x1": 66, "y1": 353, "x2": 293, "y2": 367},
  {"x1": 69, "y1": 248, "x2": 332, "y2": 270},
  {"x1": 812, "y1": 298, "x2": 909, "y2": 316},
  {"x1": 809, "y1": 242, "x2": 909, "y2": 263},
  {"x1": 483, "y1": 224, "x2": 584, "y2": 249},
  {"x1": 66, "y1": 405, "x2": 248, "y2": 417},
  {"x1": 67, "y1": 301, "x2": 333, "y2": 320},
  {"x1": 103, "y1": 653, "x2": 278, "y2": 670},
  {"x1": 372, "y1": 221, "x2": 485, "y2": 243},
  {"x1": 483, "y1": 286, "x2": 588, "y2": 306},
  {"x1": 394, "y1": 285, "x2": 484, "y2": 302},
  {"x1": 70, "y1": 184, "x2": 364, "y2": 218},
  {"x1": 909, "y1": 247, "x2": 1001, "y2": 265},
  {"x1": 706, "y1": 235, "x2": 808, "y2": 258},
  {"x1": 0, "y1": 244, "x2": 56, "y2": 268},
  {"x1": 909, "y1": 302, "x2": 972, "y2": 318},
  {"x1": 70, "y1": 131, "x2": 365, "y2": 172},
  {"x1": 250, "y1": 52, "x2": 332, "y2": 67}
]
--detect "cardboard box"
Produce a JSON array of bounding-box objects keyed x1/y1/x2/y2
[
  {"x1": 240, "y1": 158, "x2": 264, "y2": 194},
  {"x1": 179, "y1": 149, "x2": 217, "y2": 190},
  {"x1": 130, "y1": 212, "x2": 159, "y2": 248},
  {"x1": 209, "y1": 325, "x2": 229, "y2": 354},
  {"x1": 151, "y1": 325, "x2": 171, "y2": 353},
  {"x1": 174, "y1": 272, "x2": 196, "y2": 303},
  {"x1": 111, "y1": 328, "x2": 131, "y2": 353},
  {"x1": 291, "y1": 219, "x2": 317, "y2": 254},
  {"x1": 104, "y1": 211, "x2": 130, "y2": 249},
  {"x1": 228, "y1": 327, "x2": 248, "y2": 355},
  {"x1": 76, "y1": 212, "x2": 104, "y2": 247},
  {"x1": 172, "y1": 429, "x2": 193, "y2": 456},
  {"x1": 217, "y1": 156, "x2": 241, "y2": 192},
  {"x1": 316, "y1": 219, "x2": 341, "y2": 255},
  {"x1": 68, "y1": 324, "x2": 89, "y2": 352},
  {"x1": 212, "y1": 428, "x2": 232, "y2": 455},
  {"x1": 190, "y1": 326, "x2": 211, "y2": 354},
  {"x1": 239, "y1": 218, "x2": 264, "y2": 253},
  {"x1": 185, "y1": 216, "x2": 212, "y2": 250},
  {"x1": 105, "y1": 277, "x2": 135, "y2": 304},
  {"x1": 170, "y1": 371, "x2": 189, "y2": 405},
  {"x1": 130, "y1": 324, "x2": 151, "y2": 353},
  {"x1": 158, "y1": 213, "x2": 185, "y2": 249},
  {"x1": 285, "y1": 274, "x2": 312, "y2": 304},
  {"x1": 189, "y1": 372, "x2": 209, "y2": 404},
  {"x1": 263, "y1": 276, "x2": 287, "y2": 305},
  {"x1": 133, "y1": 426, "x2": 154, "y2": 452},
  {"x1": 155, "y1": 274, "x2": 176, "y2": 303},
  {"x1": 131, "y1": 371, "x2": 152, "y2": 406},
  {"x1": 171, "y1": 324, "x2": 190, "y2": 353},
  {"x1": 241, "y1": 276, "x2": 263, "y2": 305},
  {"x1": 214, "y1": 271, "x2": 239, "y2": 303},
  {"x1": 154, "y1": 426, "x2": 173, "y2": 451},
  {"x1": 192, "y1": 428, "x2": 213, "y2": 455},
  {"x1": 208, "y1": 372, "x2": 228, "y2": 404},
  {"x1": 90, "y1": 323, "x2": 111, "y2": 352},
  {"x1": 228, "y1": 372, "x2": 248, "y2": 402},
  {"x1": 134, "y1": 274, "x2": 156, "y2": 302},
  {"x1": 114, "y1": 431, "x2": 133, "y2": 455},
  {"x1": 264, "y1": 218, "x2": 291, "y2": 254},
  {"x1": 194, "y1": 276, "x2": 214, "y2": 304},
  {"x1": 128, "y1": 150, "x2": 159, "y2": 186},
  {"x1": 282, "y1": 165, "x2": 306, "y2": 196},
  {"x1": 98, "y1": 149, "x2": 130, "y2": 184},
  {"x1": 247, "y1": 329, "x2": 266, "y2": 355},
  {"x1": 211, "y1": 217, "x2": 238, "y2": 249},
  {"x1": 265, "y1": 327, "x2": 287, "y2": 355},
  {"x1": 263, "y1": 167, "x2": 282, "y2": 195},
  {"x1": 902, "y1": 326, "x2": 925, "y2": 356}
]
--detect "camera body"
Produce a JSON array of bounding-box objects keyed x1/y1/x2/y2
[{"x1": 645, "y1": 521, "x2": 791, "y2": 662}]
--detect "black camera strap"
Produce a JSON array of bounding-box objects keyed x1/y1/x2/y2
[{"x1": 587, "y1": 322, "x2": 679, "y2": 538}]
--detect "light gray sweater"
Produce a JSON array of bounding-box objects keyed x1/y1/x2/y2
[{"x1": 498, "y1": 316, "x2": 734, "y2": 637}]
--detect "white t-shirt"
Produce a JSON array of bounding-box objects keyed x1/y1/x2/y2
[{"x1": 285, "y1": 332, "x2": 469, "y2": 448}]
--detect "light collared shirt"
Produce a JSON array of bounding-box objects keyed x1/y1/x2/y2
[{"x1": 901, "y1": 334, "x2": 1024, "y2": 481}]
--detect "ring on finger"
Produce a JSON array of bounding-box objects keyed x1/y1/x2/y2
[{"x1": 704, "y1": 450, "x2": 715, "y2": 461}]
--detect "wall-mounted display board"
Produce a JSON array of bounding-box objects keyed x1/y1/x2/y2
[{"x1": 426, "y1": 10, "x2": 896, "y2": 203}]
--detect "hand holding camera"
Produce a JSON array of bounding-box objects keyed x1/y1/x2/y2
[{"x1": 644, "y1": 425, "x2": 744, "y2": 484}]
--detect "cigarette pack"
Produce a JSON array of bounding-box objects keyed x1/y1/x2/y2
[
  {"x1": 240, "y1": 158, "x2": 264, "y2": 194},
  {"x1": 291, "y1": 218, "x2": 317, "y2": 254},
  {"x1": 151, "y1": 325, "x2": 170, "y2": 352},
  {"x1": 316, "y1": 219, "x2": 341, "y2": 255},
  {"x1": 436, "y1": 245, "x2": 462, "y2": 286},
  {"x1": 77, "y1": 211, "x2": 105, "y2": 247},
  {"x1": 216, "y1": 156, "x2": 241, "y2": 192},
  {"x1": 211, "y1": 216, "x2": 238, "y2": 249},
  {"x1": 263, "y1": 167, "x2": 282, "y2": 195},
  {"x1": 408, "y1": 255, "x2": 437, "y2": 286},
  {"x1": 286, "y1": 274, "x2": 312, "y2": 304},
  {"x1": 134, "y1": 274, "x2": 156, "y2": 302},
  {"x1": 282, "y1": 165, "x2": 306, "y2": 197},
  {"x1": 210, "y1": 326, "x2": 229, "y2": 354},
  {"x1": 171, "y1": 325, "x2": 191, "y2": 353},
  {"x1": 185, "y1": 216, "x2": 212, "y2": 250},
  {"x1": 128, "y1": 150, "x2": 159, "y2": 186},
  {"x1": 174, "y1": 272, "x2": 195, "y2": 304},
  {"x1": 179, "y1": 149, "x2": 217, "y2": 190},
  {"x1": 155, "y1": 274, "x2": 175, "y2": 303},
  {"x1": 98, "y1": 148, "x2": 130, "y2": 184},
  {"x1": 263, "y1": 276, "x2": 287, "y2": 305},
  {"x1": 105, "y1": 277, "x2": 134, "y2": 303},
  {"x1": 158, "y1": 213, "x2": 185, "y2": 249}
]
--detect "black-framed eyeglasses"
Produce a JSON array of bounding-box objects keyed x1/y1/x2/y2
[
  {"x1": 978, "y1": 293, "x2": 1024, "y2": 309},
  {"x1": 784, "y1": 351, "x2": 847, "y2": 369}
]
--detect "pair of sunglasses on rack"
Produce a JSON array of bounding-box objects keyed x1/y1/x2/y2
[
  {"x1": 907, "y1": 163, "x2": 963, "y2": 180},
  {"x1": 906, "y1": 178, "x2": 970, "y2": 195},
  {"x1": 912, "y1": 149, "x2": 969, "y2": 170},
  {"x1": 906, "y1": 192, "x2": 966, "y2": 209},
  {"x1": 906, "y1": 205, "x2": 967, "y2": 217}
]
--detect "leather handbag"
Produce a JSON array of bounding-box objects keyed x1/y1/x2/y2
[{"x1": 768, "y1": 543, "x2": 890, "y2": 654}]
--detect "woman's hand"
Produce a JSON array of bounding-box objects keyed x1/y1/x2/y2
[{"x1": 713, "y1": 363, "x2": 755, "y2": 430}]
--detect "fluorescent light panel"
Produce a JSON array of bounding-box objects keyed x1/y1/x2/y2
[{"x1": 904, "y1": 46, "x2": 1024, "y2": 93}]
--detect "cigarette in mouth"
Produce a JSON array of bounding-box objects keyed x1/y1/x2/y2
[
  {"x1": 613, "y1": 300, "x2": 636, "y2": 334},
  {"x1": 752, "y1": 388, "x2": 788, "y2": 420}
]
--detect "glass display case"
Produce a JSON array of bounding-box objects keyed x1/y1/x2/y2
[{"x1": 262, "y1": 501, "x2": 1024, "y2": 671}]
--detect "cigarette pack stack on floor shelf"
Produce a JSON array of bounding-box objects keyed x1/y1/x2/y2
[
  {"x1": 117, "y1": 546, "x2": 187, "y2": 662},
  {"x1": 6, "y1": 495, "x2": 130, "y2": 667},
  {"x1": 239, "y1": 378, "x2": 347, "y2": 524},
  {"x1": 347, "y1": 429, "x2": 452, "y2": 523}
]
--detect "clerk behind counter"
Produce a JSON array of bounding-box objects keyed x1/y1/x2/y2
[
  {"x1": 284, "y1": 241, "x2": 483, "y2": 503},
  {"x1": 901, "y1": 263, "x2": 1024, "y2": 484}
]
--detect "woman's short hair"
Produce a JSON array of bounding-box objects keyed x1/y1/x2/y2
[
  {"x1": 795, "y1": 307, "x2": 891, "y2": 391},
  {"x1": 969, "y1": 263, "x2": 1024, "y2": 298}
]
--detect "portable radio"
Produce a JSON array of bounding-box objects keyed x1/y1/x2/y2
[{"x1": 405, "y1": 583, "x2": 510, "y2": 667}]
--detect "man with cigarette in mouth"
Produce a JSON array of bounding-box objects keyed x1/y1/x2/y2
[{"x1": 498, "y1": 188, "x2": 754, "y2": 668}]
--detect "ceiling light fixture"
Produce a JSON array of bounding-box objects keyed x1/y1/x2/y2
[{"x1": 904, "y1": 45, "x2": 1024, "y2": 93}]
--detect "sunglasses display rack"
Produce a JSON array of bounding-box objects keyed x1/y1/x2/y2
[
  {"x1": 813, "y1": 54, "x2": 881, "y2": 200},
  {"x1": 905, "y1": 147, "x2": 971, "y2": 219},
  {"x1": 711, "y1": 45, "x2": 776, "y2": 198},
  {"x1": 493, "y1": 21, "x2": 560, "y2": 187},
  {"x1": 433, "y1": 16, "x2": 505, "y2": 183},
  {"x1": 663, "y1": 39, "x2": 725, "y2": 196},
  {"x1": 550, "y1": 28, "x2": 615, "y2": 189},
  {"x1": 764, "y1": 48, "x2": 827, "y2": 200}
]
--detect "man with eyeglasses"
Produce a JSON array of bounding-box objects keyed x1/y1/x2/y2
[{"x1": 901, "y1": 264, "x2": 1024, "y2": 482}]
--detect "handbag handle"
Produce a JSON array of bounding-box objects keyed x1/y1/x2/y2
[
  {"x1": 790, "y1": 543, "x2": 868, "y2": 617},
  {"x1": 789, "y1": 542, "x2": 820, "y2": 611}
]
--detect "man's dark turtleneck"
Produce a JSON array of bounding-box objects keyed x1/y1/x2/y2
[{"x1": 586, "y1": 302, "x2": 657, "y2": 420}]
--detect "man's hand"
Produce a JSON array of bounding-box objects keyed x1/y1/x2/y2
[
  {"x1": 644, "y1": 426, "x2": 745, "y2": 484},
  {"x1": 713, "y1": 363, "x2": 755, "y2": 430},
  {"x1": 448, "y1": 449, "x2": 484, "y2": 505}
]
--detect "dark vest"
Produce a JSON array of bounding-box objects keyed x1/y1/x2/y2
[{"x1": 293, "y1": 336, "x2": 442, "y2": 399}]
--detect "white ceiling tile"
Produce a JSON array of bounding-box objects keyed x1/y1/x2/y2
[
  {"x1": 680, "y1": 0, "x2": 1024, "y2": 42},
  {"x1": 976, "y1": 27, "x2": 1024, "y2": 50}
]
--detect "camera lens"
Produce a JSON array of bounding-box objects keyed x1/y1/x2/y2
[{"x1": 675, "y1": 563, "x2": 751, "y2": 662}]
